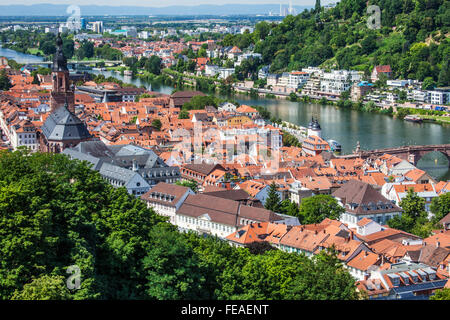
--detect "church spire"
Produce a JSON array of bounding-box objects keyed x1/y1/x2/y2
[
  {"x1": 50, "y1": 33, "x2": 74, "y2": 113},
  {"x1": 52, "y1": 33, "x2": 68, "y2": 72}
]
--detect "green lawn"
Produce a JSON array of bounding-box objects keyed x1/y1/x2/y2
[
  {"x1": 27, "y1": 48, "x2": 44, "y2": 56},
  {"x1": 420, "y1": 114, "x2": 450, "y2": 124}
]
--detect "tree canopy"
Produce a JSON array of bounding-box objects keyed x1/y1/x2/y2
[
  {"x1": 298, "y1": 195, "x2": 345, "y2": 224},
  {"x1": 388, "y1": 188, "x2": 432, "y2": 238}
]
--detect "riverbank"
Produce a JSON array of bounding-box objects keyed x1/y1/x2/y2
[{"x1": 157, "y1": 68, "x2": 450, "y2": 127}]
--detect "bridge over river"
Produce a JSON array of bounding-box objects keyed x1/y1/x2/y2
[
  {"x1": 26, "y1": 60, "x2": 122, "y2": 67},
  {"x1": 337, "y1": 144, "x2": 450, "y2": 167}
]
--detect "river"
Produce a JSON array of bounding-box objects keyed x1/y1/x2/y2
[{"x1": 2, "y1": 47, "x2": 449, "y2": 180}]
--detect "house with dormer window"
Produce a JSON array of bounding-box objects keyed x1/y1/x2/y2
[{"x1": 332, "y1": 180, "x2": 402, "y2": 228}]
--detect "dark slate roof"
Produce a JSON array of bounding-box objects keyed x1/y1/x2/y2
[
  {"x1": 63, "y1": 140, "x2": 178, "y2": 185},
  {"x1": 41, "y1": 105, "x2": 92, "y2": 142},
  {"x1": 68, "y1": 140, "x2": 165, "y2": 168},
  {"x1": 98, "y1": 162, "x2": 138, "y2": 183},
  {"x1": 332, "y1": 180, "x2": 401, "y2": 215},
  {"x1": 63, "y1": 148, "x2": 102, "y2": 170}
]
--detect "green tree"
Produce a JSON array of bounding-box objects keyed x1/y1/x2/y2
[
  {"x1": 151, "y1": 118, "x2": 162, "y2": 130},
  {"x1": 178, "y1": 110, "x2": 190, "y2": 119},
  {"x1": 265, "y1": 182, "x2": 281, "y2": 213},
  {"x1": 175, "y1": 179, "x2": 198, "y2": 193},
  {"x1": 430, "y1": 193, "x2": 450, "y2": 225},
  {"x1": 238, "y1": 249, "x2": 306, "y2": 299},
  {"x1": 254, "y1": 21, "x2": 271, "y2": 41},
  {"x1": 0, "y1": 69, "x2": 12, "y2": 91},
  {"x1": 11, "y1": 275, "x2": 71, "y2": 300},
  {"x1": 438, "y1": 59, "x2": 449, "y2": 87},
  {"x1": 289, "y1": 92, "x2": 298, "y2": 101},
  {"x1": 315, "y1": 0, "x2": 321, "y2": 13},
  {"x1": 143, "y1": 224, "x2": 208, "y2": 300},
  {"x1": 62, "y1": 39, "x2": 75, "y2": 59},
  {"x1": 285, "y1": 248, "x2": 359, "y2": 300},
  {"x1": 39, "y1": 41, "x2": 56, "y2": 55},
  {"x1": 32, "y1": 72, "x2": 40, "y2": 85},
  {"x1": 0, "y1": 150, "x2": 165, "y2": 300},
  {"x1": 422, "y1": 77, "x2": 437, "y2": 90},
  {"x1": 280, "y1": 199, "x2": 300, "y2": 217},
  {"x1": 145, "y1": 55, "x2": 162, "y2": 75},
  {"x1": 388, "y1": 188, "x2": 430, "y2": 236},
  {"x1": 245, "y1": 241, "x2": 275, "y2": 255},
  {"x1": 298, "y1": 195, "x2": 345, "y2": 224}
]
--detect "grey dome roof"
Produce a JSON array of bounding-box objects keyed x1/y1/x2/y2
[
  {"x1": 312, "y1": 119, "x2": 321, "y2": 130},
  {"x1": 42, "y1": 105, "x2": 91, "y2": 142},
  {"x1": 308, "y1": 117, "x2": 321, "y2": 130}
]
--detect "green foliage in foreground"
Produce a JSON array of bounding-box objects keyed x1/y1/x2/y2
[
  {"x1": 0, "y1": 150, "x2": 359, "y2": 300},
  {"x1": 430, "y1": 288, "x2": 450, "y2": 300}
]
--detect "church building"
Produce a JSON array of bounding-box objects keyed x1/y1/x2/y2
[{"x1": 39, "y1": 34, "x2": 92, "y2": 153}]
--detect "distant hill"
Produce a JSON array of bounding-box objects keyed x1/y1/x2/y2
[{"x1": 0, "y1": 4, "x2": 311, "y2": 16}]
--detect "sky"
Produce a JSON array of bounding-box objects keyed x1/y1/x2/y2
[{"x1": 0, "y1": 0, "x2": 336, "y2": 6}]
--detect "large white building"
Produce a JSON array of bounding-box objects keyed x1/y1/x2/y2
[
  {"x1": 429, "y1": 88, "x2": 449, "y2": 105},
  {"x1": 175, "y1": 193, "x2": 287, "y2": 239},
  {"x1": 218, "y1": 68, "x2": 235, "y2": 79},
  {"x1": 320, "y1": 70, "x2": 361, "y2": 95},
  {"x1": 10, "y1": 120, "x2": 38, "y2": 151},
  {"x1": 141, "y1": 182, "x2": 194, "y2": 224},
  {"x1": 288, "y1": 71, "x2": 310, "y2": 89},
  {"x1": 92, "y1": 21, "x2": 104, "y2": 34},
  {"x1": 205, "y1": 64, "x2": 219, "y2": 77}
]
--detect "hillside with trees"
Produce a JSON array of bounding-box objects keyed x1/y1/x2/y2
[{"x1": 222, "y1": 0, "x2": 449, "y2": 85}]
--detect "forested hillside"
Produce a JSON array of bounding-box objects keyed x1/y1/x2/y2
[
  {"x1": 223, "y1": 0, "x2": 449, "y2": 85},
  {"x1": 0, "y1": 149, "x2": 359, "y2": 300}
]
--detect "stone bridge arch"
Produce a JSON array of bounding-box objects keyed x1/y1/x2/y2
[{"x1": 410, "y1": 148, "x2": 450, "y2": 167}]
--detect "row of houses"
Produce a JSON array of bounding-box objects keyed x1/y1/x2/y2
[
  {"x1": 225, "y1": 217, "x2": 450, "y2": 300},
  {"x1": 141, "y1": 182, "x2": 300, "y2": 238}
]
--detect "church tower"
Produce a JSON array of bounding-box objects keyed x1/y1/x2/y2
[
  {"x1": 39, "y1": 35, "x2": 91, "y2": 153},
  {"x1": 50, "y1": 33, "x2": 75, "y2": 113}
]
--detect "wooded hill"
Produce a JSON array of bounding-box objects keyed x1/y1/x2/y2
[{"x1": 222, "y1": 0, "x2": 449, "y2": 86}]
